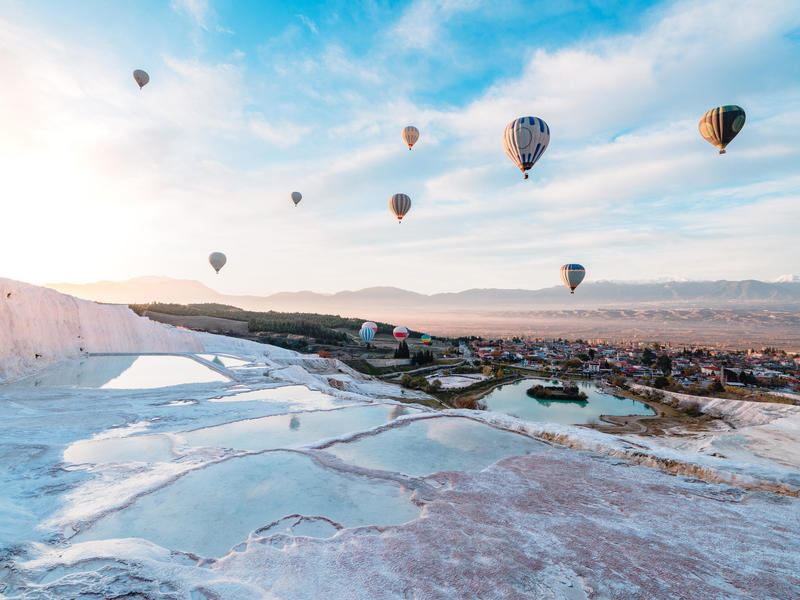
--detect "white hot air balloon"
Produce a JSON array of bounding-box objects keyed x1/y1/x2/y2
[
  {"x1": 362, "y1": 321, "x2": 378, "y2": 334},
  {"x1": 291, "y1": 191, "x2": 302, "y2": 206},
  {"x1": 209, "y1": 252, "x2": 227, "y2": 274},
  {"x1": 133, "y1": 69, "x2": 150, "y2": 89},
  {"x1": 389, "y1": 194, "x2": 411, "y2": 223},
  {"x1": 502, "y1": 116, "x2": 550, "y2": 179},
  {"x1": 402, "y1": 125, "x2": 419, "y2": 150}
]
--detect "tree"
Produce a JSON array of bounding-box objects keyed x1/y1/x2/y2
[
  {"x1": 655, "y1": 355, "x2": 672, "y2": 376},
  {"x1": 642, "y1": 348, "x2": 656, "y2": 365},
  {"x1": 588, "y1": 349, "x2": 596, "y2": 359},
  {"x1": 394, "y1": 340, "x2": 410, "y2": 359},
  {"x1": 709, "y1": 380, "x2": 725, "y2": 394},
  {"x1": 482, "y1": 365, "x2": 493, "y2": 377},
  {"x1": 653, "y1": 376, "x2": 669, "y2": 389}
]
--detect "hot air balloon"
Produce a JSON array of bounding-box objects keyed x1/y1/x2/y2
[
  {"x1": 421, "y1": 334, "x2": 432, "y2": 345},
  {"x1": 209, "y1": 252, "x2": 227, "y2": 274},
  {"x1": 698, "y1": 105, "x2": 746, "y2": 154},
  {"x1": 133, "y1": 69, "x2": 150, "y2": 89},
  {"x1": 560, "y1": 264, "x2": 585, "y2": 294},
  {"x1": 502, "y1": 116, "x2": 550, "y2": 179},
  {"x1": 359, "y1": 326, "x2": 376, "y2": 345},
  {"x1": 402, "y1": 125, "x2": 419, "y2": 150},
  {"x1": 291, "y1": 191, "x2": 302, "y2": 206},
  {"x1": 389, "y1": 194, "x2": 411, "y2": 223},
  {"x1": 362, "y1": 321, "x2": 378, "y2": 334},
  {"x1": 393, "y1": 326, "x2": 409, "y2": 341}
]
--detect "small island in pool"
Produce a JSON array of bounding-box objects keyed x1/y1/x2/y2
[{"x1": 526, "y1": 384, "x2": 588, "y2": 401}]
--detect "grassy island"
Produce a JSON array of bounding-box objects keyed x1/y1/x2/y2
[{"x1": 526, "y1": 384, "x2": 588, "y2": 401}]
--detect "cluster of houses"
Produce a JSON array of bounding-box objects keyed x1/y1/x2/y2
[{"x1": 466, "y1": 338, "x2": 800, "y2": 389}]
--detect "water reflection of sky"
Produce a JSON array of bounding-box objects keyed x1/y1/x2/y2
[
  {"x1": 7, "y1": 355, "x2": 229, "y2": 389},
  {"x1": 483, "y1": 377, "x2": 653, "y2": 425}
]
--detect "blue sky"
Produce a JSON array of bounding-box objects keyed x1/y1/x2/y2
[{"x1": 0, "y1": 0, "x2": 799, "y2": 294}]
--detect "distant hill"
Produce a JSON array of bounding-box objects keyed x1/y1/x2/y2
[
  {"x1": 45, "y1": 276, "x2": 800, "y2": 348},
  {"x1": 47, "y1": 276, "x2": 800, "y2": 314}
]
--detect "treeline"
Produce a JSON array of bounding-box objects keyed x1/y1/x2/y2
[
  {"x1": 247, "y1": 318, "x2": 347, "y2": 345},
  {"x1": 129, "y1": 302, "x2": 426, "y2": 342}
]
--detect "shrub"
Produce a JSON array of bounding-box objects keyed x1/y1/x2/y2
[{"x1": 683, "y1": 402, "x2": 704, "y2": 417}]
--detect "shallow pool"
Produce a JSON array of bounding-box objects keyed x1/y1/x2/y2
[
  {"x1": 183, "y1": 404, "x2": 419, "y2": 451},
  {"x1": 482, "y1": 378, "x2": 653, "y2": 425},
  {"x1": 7, "y1": 355, "x2": 229, "y2": 389},
  {"x1": 325, "y1": 416, "x2": 546, "y2": 476},
  {"x1": 75, "y1": 451, "x2": 420, "y2": 557}
]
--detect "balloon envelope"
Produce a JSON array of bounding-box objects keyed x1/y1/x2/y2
[
  {"x1": 362, "y1": 321, "x2": 378, "y2": 334},
  {"x1": 502, "y1": 116, "x2": 550, "y2": 179},
  {"x1": 393, "y1": 326, "x2": 409, "y2": 341},
  {"x1": 421, "y1": 334, "x2": 432, "y2": 345},
  {"x1": 699, "y1": 105, "x2": 745, "y2": 154},
  {"x1": 133, "y1": 69, "x2": 150, "y2": 89},
  {"x1": 209, "y1": 252, "x2": 227, "y2": 274},
  {"x1": 402, "y1": 125, "x2": 419, "y2": 150},
  {"x1": 359, "y1": 327, "x2": 376, "y2": 344},
  {"x1": 291, "y1": 191, "x2": 302, "y2": 206},
  {"x1": 560, "y1": 264, "x2": 585, "y2": 294},
  {"x1": 389, "y1": 194, "x2": 411, "y2": 223}
]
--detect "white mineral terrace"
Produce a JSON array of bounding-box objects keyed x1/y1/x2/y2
[{"x1": 0, "y1": 280, "x2": 798, "y2": 599}]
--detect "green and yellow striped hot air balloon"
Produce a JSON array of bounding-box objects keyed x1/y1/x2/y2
[{"x1": 698, "y1": 105, "x2": 746, "y2": 154}]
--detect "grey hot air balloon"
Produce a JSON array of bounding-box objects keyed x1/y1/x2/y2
[
  {"x1": 402, "y1": 125, "x2": 419, "y2": 150},
  {"x1": 291, "y1": 191, "x2": 302, "y2": 207},
  {"x1": 209, "y1": 252, "x2": 227, "y2": 274},
  {"x1": 133, "y1": 69, "x2": 150, "y2": 90},
  {"x1": 389, "y1": 193, "x2": 411, "y2": 223},
  {"x1": 560, "y1": 264, "x2": 585, "y2": 294}
]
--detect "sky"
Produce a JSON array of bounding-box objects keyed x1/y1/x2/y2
[{"x1": 0, "y1": 0, "x2": 799, "y2": 295}]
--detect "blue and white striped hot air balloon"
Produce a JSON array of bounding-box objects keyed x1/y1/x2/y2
[
  {"x1": 560, "y1": 264, "x2": 586, "y2": 294},
  {"x1": 502, "y1": 116, "x2": 550, "y2": 180},
  {"x1": 359, "y1": 326, "x2": 376, "y2": 345}
]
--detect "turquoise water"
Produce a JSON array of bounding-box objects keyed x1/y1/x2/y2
[
  {"x1": 75, "y1": 451, "x2": 420, "y2": 557},
  {"x1": 325, "y1": 416, "x2": 546, "y2": 476},
  {"x1": 482, "y1": 378, "x2": 653, "y2": 425}
]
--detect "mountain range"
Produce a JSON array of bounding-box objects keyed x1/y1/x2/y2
[
  {"x1": 44, "y1": 277, "x2": 800, "y2": 348},
  {"x1": 47, "y1": 276, "x2": 800, "y2": 313}
]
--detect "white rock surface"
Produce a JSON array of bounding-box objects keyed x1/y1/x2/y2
[{"x1": 0, "y1": 278, "x2": 201, "y2": 381}]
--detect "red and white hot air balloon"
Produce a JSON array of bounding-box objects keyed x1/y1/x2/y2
[
  {"x1": 362, "y1": 321, "x2": 378, "y2": 334},
  {"x1": 393, "y1": 326, "x2": 409, "y2": 341}
]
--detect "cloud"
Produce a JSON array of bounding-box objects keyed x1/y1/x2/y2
[
  {"x1": 391, "y1": 0, "x2": 483, "y2": 50},
  {"x1": 170, "y1": 0, "x2": 232, "y2": 33},
  {"x1": 297, "y1": 14, "x2": 319, "y2": 35},
  {"x1": 171, "y1": 0, "x2": 212, "y2": 29},
  {"x1": 1, "y1": 0, "x2": 799, "y2": 294},
  {"x1": 248, "y1": 117, "x2": 312, "y2": 146}
]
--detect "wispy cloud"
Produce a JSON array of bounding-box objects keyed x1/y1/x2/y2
[
  {"x1": 171, "y1": 0, "x2": 232, "y2": 34},
  {"x1": 297, "y1": 14, "x2": 318, "y2": 35}
]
